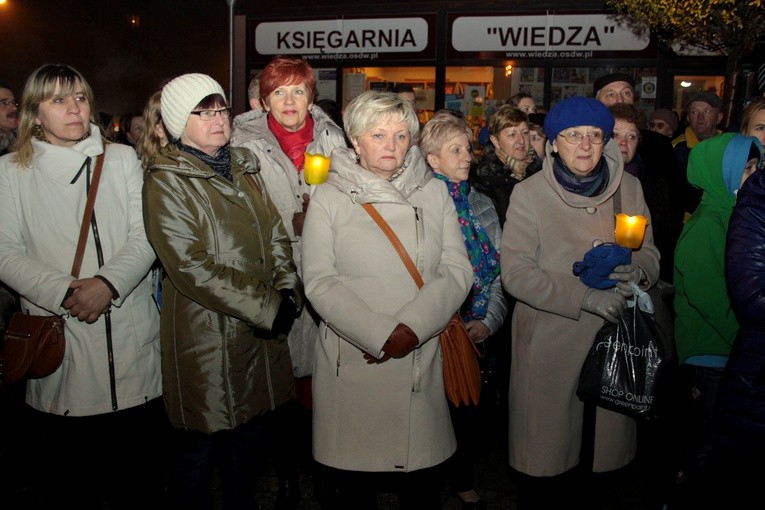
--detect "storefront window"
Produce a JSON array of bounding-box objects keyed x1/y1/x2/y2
[
  {"x1": 672, "y1": 75, "x2": 725, "y2": 115},
  {"x1": 341, "y1": 66, "x2": 436, "y2": 124}
]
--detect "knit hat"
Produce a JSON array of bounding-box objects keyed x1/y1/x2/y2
[
  {"x1": 685, "y1": 90, "x2": 722, "y2": 110},
  {"x1": 592, "y1": 72, "x2": 636, "y2": 98},
  {"x1": 544, "y1": 96, "x2": 615, "y2": 142},
  {"x1": 161, "y1": 73, "x2": 226, "y2": 139},
  {"x1": 649, "y1": 109, "x2": 678, "y2": 134}
]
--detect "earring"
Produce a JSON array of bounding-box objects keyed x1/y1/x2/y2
[{"x1": 32, "y1": 124, "x2": 49, "y2": 143}]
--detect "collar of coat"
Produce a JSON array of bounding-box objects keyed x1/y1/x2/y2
[
  {"x1": 147, "y1": 144, "x2": 260, "y2": 181},
  {"x1": 325, "y1": 146, "x2": 433, "y2": 205}
]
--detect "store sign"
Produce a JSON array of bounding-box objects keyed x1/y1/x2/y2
[
  {"x1": 252, "y1": 16, "x2": 435, "y2": 62},
  {"x1": 449, "y1": 13, "x2": 651, "y2": 59}
]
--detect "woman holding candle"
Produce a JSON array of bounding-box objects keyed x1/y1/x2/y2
[
  {"x1": 230, "y1": 54, "x2": 347, "y2": 388},
  {"x1": 301, "y1": 90, "x2": 473, "y2": 508},
  {"x1": 673, "y1": 133, "x2": 763, "y2": 490},
  {"x1": 231, "y1": 56, "x2": 347, "y2": 506},
  {"x1": 500, "y1": 96, "x2": 660, "y2": 509}
]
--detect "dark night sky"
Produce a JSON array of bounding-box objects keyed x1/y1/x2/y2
[{"x1": 0, "y1": 0, "x2": 229, "y2": 117}]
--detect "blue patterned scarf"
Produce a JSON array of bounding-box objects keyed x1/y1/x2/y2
[{"x1": 435, "y1": 173, "x2": 500, "y2": 321}]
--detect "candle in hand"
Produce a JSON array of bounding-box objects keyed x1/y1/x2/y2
[
  {"x1": 304, "y1": 153, "x2": 331, "y2": 185},
  {"x1": 614, "y1": 213, "x2": 647, "y2": 249}
]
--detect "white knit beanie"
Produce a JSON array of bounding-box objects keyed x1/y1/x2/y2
[{"x1": 161, "y1": 73, "x2": 226, "y2": 139}]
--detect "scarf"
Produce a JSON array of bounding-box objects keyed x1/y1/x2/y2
[
  {"x1": 435, "y1": 173, "x2": 500, "y2": 321},
  {"x1": 552, "y1": 153, "x2": 610, "y2": 197},
  {"x1": 176, "y1": 141, "x2": 232, "y2": 180},
  {"x1": 268, "y1": 113, "x2": 315, "y2": 172},
  {"x1": 623, "y1": 153, "x2": 643, "y2": 178}
]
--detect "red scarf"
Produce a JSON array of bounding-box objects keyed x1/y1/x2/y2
[{"x1": 268, "y1": 113, "x2": 315, "y2": 172}]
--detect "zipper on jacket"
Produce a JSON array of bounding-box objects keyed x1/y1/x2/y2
[
  {"x1": 263, "y1": 340, "x2": 276, "y2": 410},
  {"x1": 328, "y1": 323, "x2": 340, "y2": 376},
  {"x1": 413, "y1": 206, "x2": 422, "y2": 272}
]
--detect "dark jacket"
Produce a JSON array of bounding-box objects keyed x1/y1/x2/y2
[
  {"x1": 637, "y1": 129, "x2": 683, "y2": 282},
  {"x1": 717, "y1": 165, "x2": 765, "y2": 455},
  {"x1": 143, "y1": 144, "x2": 300, "y2": 434},
  {"x1": 471, "y1": 143, "x2": 541, "y2": 227}
]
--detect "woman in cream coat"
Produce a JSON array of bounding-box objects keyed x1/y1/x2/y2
[
  {"x1": 501, "y1": 97, "x2": 660, "y2": 508},
  {"x1": 301, "y1": 91, "x2": 472, "y2": 509}
]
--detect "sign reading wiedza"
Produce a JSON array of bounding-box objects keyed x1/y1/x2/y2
[
  {"x1": 448, "y1": 13, "x2": 653, "y2": 60},
  {"x1": 251, "y1": 15, "x2": 436, "y2": 63}
]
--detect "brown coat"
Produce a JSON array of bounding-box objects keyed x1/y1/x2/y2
[{"x1": 500, "y1": 140, "x2": 660, "y2": 476}]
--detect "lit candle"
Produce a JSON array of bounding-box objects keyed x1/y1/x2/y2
[
  {"x1": 304, "y1": 153, "x2": 331, "y2": 185},
  {"x1": 614, "y1": 213, "x2": 648, "y2": 249}
]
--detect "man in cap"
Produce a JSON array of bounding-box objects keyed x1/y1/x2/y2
[
  {"x1": 672, "y1": 91, "x2": 724, "y2": 220},
  {"x1": 0, "y1": 84, "x2": 19, "y2": 156},
  {"x1": 593, "y1": 72, "x2": 636, "y2": 106}
]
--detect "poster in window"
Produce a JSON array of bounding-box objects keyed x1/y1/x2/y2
[
  {"x1": 570, "y1": 68, "x2": 587, "y2": 84},
  {"x1": 520, "y1": 68, "x2": 535, "y2": 83},
  {"x1": 552, "y1": 68, "x2": 570, "y2": 83}
]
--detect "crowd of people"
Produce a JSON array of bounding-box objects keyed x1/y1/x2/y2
[{"x1": 1, "y1": 57, "x2": 764, "y2": 510}]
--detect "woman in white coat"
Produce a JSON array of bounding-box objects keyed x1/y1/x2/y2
[
  {"x1": 0, "y1": 64, "x2": 164, "y2": 509},
  {"x1": 301, "y1": 90, "x2": 473, "y2": 509}
]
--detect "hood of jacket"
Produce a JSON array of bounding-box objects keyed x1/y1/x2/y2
[
  {"x1": 147, "y1": 143, "x2": 259, "y2": 180},
  {"x1": 325, "y1": 146, "x2": 433, "y2": 206},
  {"x1": 689, "y1": 133, "x2": 760, "y2": 213}
]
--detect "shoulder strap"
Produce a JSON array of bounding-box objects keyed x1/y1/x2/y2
[
  {"x1": 361, "y1": 203, "x2": 424, "y2": 289},
  {"x1": 70, "y1": 153, "x2": 105, "y2": 278}
]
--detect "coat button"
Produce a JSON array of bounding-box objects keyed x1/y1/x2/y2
[
  {"x1": 586, "y1": 207, "x2": 597, "y2": 214},
  {"x1": 237, "y1": 191, "x2": 244, "y2": 197}
]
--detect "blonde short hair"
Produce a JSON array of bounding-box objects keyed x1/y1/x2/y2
[
  {"x1": 343, "y1": 90, "x2": 420, "y2": 144},
  {"x1": 418, "y1": 109, "x2": 473, "y2": 158}
]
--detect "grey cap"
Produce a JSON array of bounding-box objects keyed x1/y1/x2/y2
[{"x1": 686, "y1": 90, "x2": 722, "y2": 110}]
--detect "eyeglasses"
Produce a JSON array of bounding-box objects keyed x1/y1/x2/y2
[
  {"x1": 190, "y1": 108, "x2": 231, "y2": 120},
  {"x1": 0, "y1": 99, "x2": 18, "y2": 107},
  {"x1": 557, "y1": 130, "x2": 605, "y2": 145}
]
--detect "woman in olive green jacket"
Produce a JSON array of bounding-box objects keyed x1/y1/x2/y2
[{"x1": 142, "y1": 73, "x2": 302, "y2": 509}]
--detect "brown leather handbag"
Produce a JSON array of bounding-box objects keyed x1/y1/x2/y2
[
  {"x1": 361, "y1": 203, "x2": 481, "y2": 407},
  {"x1": 0, "y1": 153, "x2": 105, "y2": 384}
]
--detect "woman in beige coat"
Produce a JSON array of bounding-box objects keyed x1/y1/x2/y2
[
  {"x1": 500, "y1": 97, "x2": 660, "y2": 509},
  {"x1": 301, "y1": 91, "x2": 473, "y2": 509}
]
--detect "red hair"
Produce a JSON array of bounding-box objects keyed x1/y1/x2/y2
[{"x1": 259, "y1": 56, "x2": 315, "y2": 103}]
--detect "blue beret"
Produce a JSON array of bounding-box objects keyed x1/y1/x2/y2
[{"x1": 544, "y1": 96, "x2": 615, "y2": 142}]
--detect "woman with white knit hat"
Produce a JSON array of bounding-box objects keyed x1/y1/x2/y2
[{"x1": 143, "y1": 73, "x2": 303, "y2": 510}]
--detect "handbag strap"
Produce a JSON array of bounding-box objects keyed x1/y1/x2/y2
[
  {"x1": 70, "y1": 153, "x2": 105, "y2": 278},
  {"x1": 361, "y1": 203, "x2": 425, "y2": 289}
]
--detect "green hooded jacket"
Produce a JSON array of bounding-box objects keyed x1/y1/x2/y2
[{"x1": 674, "y1": 133, "x2": 756, "y2": 363}]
